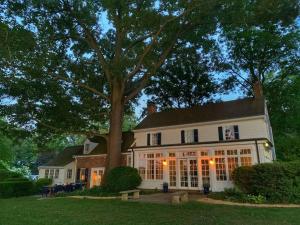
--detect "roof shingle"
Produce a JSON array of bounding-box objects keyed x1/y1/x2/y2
[{"x1": 135, "y1": 98, "x2": 265, "y2": 130}]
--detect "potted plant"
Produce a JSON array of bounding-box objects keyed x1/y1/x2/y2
[{"x1": 202, "y1": 178, "x2": 210, "y2": 195}]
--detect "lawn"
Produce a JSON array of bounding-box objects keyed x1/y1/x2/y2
[{"x1": 0, "y1": 197, "x2": 299, "y2": 225}]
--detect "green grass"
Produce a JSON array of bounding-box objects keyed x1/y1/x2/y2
[{"x1": 0, "y1": 197, "x2": 299, "y2": 225}]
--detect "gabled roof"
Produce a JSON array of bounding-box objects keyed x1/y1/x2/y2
[
  {"x1": 77, "y1": 131, "x2": 134, "y2": 156},
  {"x1": 43, "y1": 145, "x2": 83, "y2": 167},
  {"x1": 135, "y1": 98, "x2": 265, "y2": 130}
]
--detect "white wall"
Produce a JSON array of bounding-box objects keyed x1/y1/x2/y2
[
  {"x1": 63, "y1": 162, "x2": 76, "y2": 184},
  {"x1": 134, "y1": 116, "x2": 269, "y2": 147}
]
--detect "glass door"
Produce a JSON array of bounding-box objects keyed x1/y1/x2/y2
[
  {"x1": 200, "y1": 159, "x2": 210, "y2": 188},
  {"x1": 179, "y1": 159, "x2": 188, "y2": 187},
  {"x1": 189, "y1": 159, "x2": 198, "y2": 188},
  {"x1": 179, "y1": 159, "x2": 199, "y2": 189},
  {"x1": 90, "y1": 168, "x2": 105, "y2": 188}
]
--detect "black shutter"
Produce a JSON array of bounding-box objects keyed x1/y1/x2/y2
[
  {"x1": 76, "y1": 169, "x2": 80, "y2": 182},
  {"x1": 218, "y1": 126, "x2": 224, "y2": 141},
  {"x1": 181, "y1": 130, "x2": 185, "y2": 143},
  {"x1": 147, "y1": 133, "x2": 151, "y2": 146},
  {"x1": 194, "y1": 129, "x2": 199, "y2": 142},
  {"x1": 157, "y1": 133, "x2": 161, "y2": 145},
  {"x1": 234, "y1": 125, "x2": 239, "y2": 139}
]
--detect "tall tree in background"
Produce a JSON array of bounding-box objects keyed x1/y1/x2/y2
[
  {"x1": 219, "y1": 0, "x2": 299, "y2": 93},
  {"x1": 0, "y1": 1, "x2": 220, "y2": 170},
  {"x1": 145, "y1": 46, "x2": 222, "y2": 109},
  {"x1": 264, "y1": 73, "x2": 300, "y2": 161}
]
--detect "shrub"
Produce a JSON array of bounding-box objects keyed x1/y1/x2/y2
[
  {"x1": 105, "y1": 166, "x2": 142, "y2": 192},
  {"x1": 0, "y1": 168, "x2": 23, "y2": 181},
  {"x1": 34, "y1": 178, "x2": 52, "y2": 193},
  {"x1": 0, "y1": 180, "x2": 34, "y2": 198},
  {"x1": 232, "y1": 161, "x2": 300, "y2": 203}
]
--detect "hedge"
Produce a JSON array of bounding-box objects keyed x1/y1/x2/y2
[
  {"x1": 232, "y1": 161, "x2": 300, "y2": 203},
  {"x1": 105, "y1": 166, "x2": 142, "y2": 192},
  {"x1": 34, "y1": 178, "x2": 52, "y2": 193},
  {"x1": 0, "y1": 180, "x2": 34, "y2": 198}
]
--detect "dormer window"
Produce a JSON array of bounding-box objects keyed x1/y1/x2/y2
[
  {"x1": 181, "y1": 129, "x2": 199, "y2": 144},
  {"x1": 147, "y1": 132, "x2": 161, "y2": 146},
  {"x1": 84, "y1": 143, "x2": 90, "y2": 154}
]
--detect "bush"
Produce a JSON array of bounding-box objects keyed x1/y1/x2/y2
[
  {"x1": 0, "y1": 169, "x2": 22, "y2": 181},
  {"x1": 105, "y1": 166, "x2": 142, "y2": 192},
  {"x1": 34, "y1": 178, "x2": 52, "y2": 193},
  {"x1": 0, "y1": 180, "x2": 34, "y2": 198},
  {"x1": 232, "y1": 161, "x2": 300, "y2": 203}
]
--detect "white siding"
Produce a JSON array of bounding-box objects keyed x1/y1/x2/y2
[
  {"x1": 64, "y1": 162, "x2": 76, "y2": 184},
  {"x1": 134, "y1": 116, "x2": 269, "y2": 147}
]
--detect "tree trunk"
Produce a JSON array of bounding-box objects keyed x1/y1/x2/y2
[{"x1": 106, "y1": 82, "x2": 124, "y2": 171}]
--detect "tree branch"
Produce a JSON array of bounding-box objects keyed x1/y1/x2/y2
[{"x1": 54, "y1": 75, "x2": 110, "y2": 101}]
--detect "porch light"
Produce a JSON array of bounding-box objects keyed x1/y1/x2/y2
[
  {"x1": 162, "y1": 160, "x2": 168, "y2": 166},
  {"x1": 209, "y1": 159, "x2": 215, "y2": 165},
  {"x1": 264, "y1": 142, "x2": 270, "y2": 148}
]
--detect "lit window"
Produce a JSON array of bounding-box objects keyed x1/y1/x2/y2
[
  {"x1": 240, "y1": 149, "x2": 251, "y2": 155},
  {"x1": 227, "y1": 157, "x2": 238, "y2": 180},
  {"x1": 201, "y1": 159, "x2": 210, "y2": 184},
  {"x1": 215, "y1": 150, "x2": 225, "y2": 156},
  {"x1": 241, "y1": 157, "x2": 252, "y2": 166},
  {"x1": 45, "y1": 169, "x2": 49, "y2": 178},
  {"x1": 169, "y1": 152, "x2": 176, "y2": 157},
  {"x1": 54, "y1": 169, "x2": 59, "y2": 179},
  {"x1": 215, "y1": 158, "x2": 227, "y2": 181},
  {"x1": 227, "y1": 149, "x2": 238, "y2": 155},
  {"x1": 200, "y1": 151, "x2": 208, "y2": 156},
  {"x1": 169, "y1": 159, "x2": 176, "y2": 187},
  {"x1": 67, "y1": 169, "x2": 72, "y2": 179},
  {"x1": 147, "y1": 159, "x2": 155, "y2": 180},
  {"x1": 155, "y1": 159, "x2": 163, "y2": 180}
]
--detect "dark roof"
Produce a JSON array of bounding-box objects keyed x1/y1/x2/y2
[
  {"x1": 82, "y1": 131, "x2": 134, "y2": 155},
  {"x1": 135, "y1": 98, "x2": 265, "y2": 130},
  {"x1": 43, "y1": 145, "x2": 83, "y2": 167}
]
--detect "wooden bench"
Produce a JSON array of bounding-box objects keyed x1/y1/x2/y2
[
  {"x1": 171, "y1": 191, "x2": 188, "y2": 204},
  {"x1": 119, "y1": 189, "x2": 140, "y2": 201}
]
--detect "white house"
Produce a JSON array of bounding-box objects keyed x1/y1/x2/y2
[
  {"x1": 38, "y1": 85, "x2": 275, "y2": 192},
  {"x1": 38, "y1": 146, "x2": 83, "y2": 185},
  {"x1": 132, "y1": 96, "x2": 275, "y2": 192}
]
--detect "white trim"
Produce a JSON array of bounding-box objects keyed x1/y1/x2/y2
[
  {"x1": 74, "y1": 152, "x2": 131, "y2": 158},
  {"x1": 38, "y1": 166, "x2": 64, "y2": 169},
  {"x1": 133, "y1": 115, "x2": 265, "y2": 132}
]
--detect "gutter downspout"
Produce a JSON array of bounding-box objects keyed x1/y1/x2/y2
[{"x1": 255, "y1": 140, "x2": 260, "y2": 164}]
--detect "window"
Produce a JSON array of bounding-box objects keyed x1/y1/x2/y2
[
  {"x1": 200, "y1": 151, "x2": 208, "y2": 156},
  {"x1": 139, "y1": 167, "x2": 145, "y2": 179},
  {"x1": 224, "y1": 125, "x2": 239, "y2": 140},
  {"x1": 45, "y1": 169, "x2": 49, "y2": 178},
  {"x1": 240, "y1": 149, "x2": 251, "y2": 155},
  {"x1": 169, "y1": 152, "x2": 176, "y2": 157},
  {"x1": 140, "y1": 153, "x2": 163, "y2": 180},
  {"x1": 215, "y1": 150, "x2": 225, "y2": 156},
  {"x1": 54, "y1": 169, "x2": 59, "y2": 179},
  {"x1": 67, "y1": 169, "x2": 72, "y2": 179},
  {"x1": 227, "y1": 149, "x2": 238, "y2": 155},
  {"x1": 241, "y1": 157, "x2": 252, "y2": 166},
  {"x1": 80, "y1": 168, "x2": 86, "y2": 181},
  {"x1": 215, "y1": 158, "x2": 227, "y2": 181},
  {"x1": 84, "y1": 143, "x2": 90, "y2": 154},
  {"x1": 227, "y1": 157, "x2": 238, "y2": 180},
  {"x1": 181, "y1": 129, "x2": 198, "y2": 143},
  {"x1": 49, "y1": 169, "x2": 54, "y2": 179},
  {"x1": 147, "y1": 133, "x2": 161, "y2": 145},
  {"x1": 169, "y1": 159, "x2": 176, "y2": 187},
  {"x1": 201, "y1": 159, "x2": 210, "y2": 184},
  {"x1": 155, "y1": 159, "x2": 163, "y2": 180}
]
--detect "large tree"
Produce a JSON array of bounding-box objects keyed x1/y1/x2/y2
[
  {"x1": 0, "y1": 1, "x2": 220, "y2": 170},
  {"x1": 219, "y1": 0, "x2": 299, "y2": 93}
]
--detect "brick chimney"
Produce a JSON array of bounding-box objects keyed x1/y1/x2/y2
[
  {"x1": 147, "y1": 101, "x2": 157, "y2": 115},
  {"x1": 253, "y1": 81, "x2": 263, "y2": 99}
]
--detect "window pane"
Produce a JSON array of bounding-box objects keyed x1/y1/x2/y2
[
  {"x1": 225, "y1": 126, "x2": 235, "y2": 140},
  {"x1": 241, "y1": 157, "x2": 252, "y2": 166},
  {"x1": 227, "y1": 157, "x2": 238, "y2": 180},
  {"x1": 215, "y1": 158, "x2": 227, "y2": 181},
  {"x1": 169, "y1": 160, "x2": 176, "y2": 187},
  {"x1": 155, "y1": 159, "x2": 163, "y2": 180},
  {"x1": 147, "y1": 159, "x2": 155, "y2": 180}
]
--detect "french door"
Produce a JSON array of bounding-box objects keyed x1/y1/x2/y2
[
  {"x1": 179, "y1": 159, "x2": 199, "y2": 189},
  {"x1": 90, "y1": 168, "x2": 105, "y2": 188}
]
